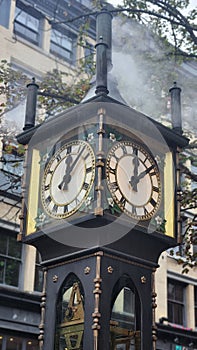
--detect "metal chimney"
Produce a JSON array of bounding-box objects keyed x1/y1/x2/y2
[
  {"x1": 23, "y1": 77, "x2": 39, "y2": 130},
  {"x1": 169, "y1": 82, "x2": 183, "y2": 135},
  {"x1": 95, "y1": 9, "x2": 112, "y2": 95}
]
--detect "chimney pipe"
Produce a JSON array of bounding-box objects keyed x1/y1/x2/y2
[
  {"x1": 95, "y1": 9, "x2": 112, "y2": 95},
  {"x1": 96, "y1": 9, "x2": 112, "y2": 70},
  {"x1": 169, "y1": 82, "x2": 183, "y2": 135},
  {"x1": 95, "y1": 36, "x2": 108, "y2": 95},
  {"x1": 23, "y1": 77, "x2": 39, "y2": 130}
]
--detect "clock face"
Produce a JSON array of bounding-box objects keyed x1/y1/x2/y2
[
  {"x1": 106, "y1": 141, "x2": 161, "y2": 220},
  {"x1": 41, "y1": 140, "x2": 95, "y2": 219}
]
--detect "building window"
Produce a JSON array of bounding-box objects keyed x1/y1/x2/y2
[
  {"x1": 0, "y1": 0, "x2": 11, "y2": 28},
  {"x1": 14, "y1": 3, "x2": 41, "y2": 45},
  {"x1": 34, "y1": 250, "x2": 43, "y2": 292},
  {"x1": 50, "y1": 27, "x2": 77, "y2": 63},
  {"x1": 0, "y1": 232, "x2": 22, "y2": 287},
  {"x1": 168, "y1": 279, "x2": 186, "y2": 326}
]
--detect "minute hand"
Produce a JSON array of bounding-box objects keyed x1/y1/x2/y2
[
  {"x1": 58, "y1": 145, "x2": 85, "y2": 190},
  {"x1": 136, "y1": 164, "x2": 155, "y2": 181}
]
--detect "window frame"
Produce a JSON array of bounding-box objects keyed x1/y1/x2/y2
[
  {"x1": 14, "y1": 1, "x2": 43, "y2": 46},
  {"x1": 50, "y1": 26, "x2": 77, "y2": 64},
  {"x1": 0, "y1": 230, "x2": 23, "y2": 288},
  {"x1": 167, "y1": 278, "x2": 186, "y2": 326}
]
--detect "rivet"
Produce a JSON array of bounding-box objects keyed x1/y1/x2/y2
[
  {"x1": 84, "y1": 266, "x2": 91, "y2": 274},
  {"x1": 107, "y1": 266, "x2": 113, "y2": 274},
  {"x1": 53, "y1": 275, "x2": 58, "y2": 283},
  {"x1": 141, "y1": 276, "x2": 146, "y2": 284}
]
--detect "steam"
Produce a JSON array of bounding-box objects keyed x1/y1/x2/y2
[{"x1": 111, "y1": 16, "x2": 197, "y2": 133}]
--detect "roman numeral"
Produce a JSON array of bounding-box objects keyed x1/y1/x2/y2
[
  {"x1": 56, "y1": 154, "x2": 61, "y2": 162},
  {"x1": 110, "y1": 182, "x2": 118, "y2": 191},
  {"x1": 86, "y1": 166, "x2": 92, "y2": 173},
  {"x1": 153, "y1": 186, "x2": 159, "y2": 193},
  {"x1": 109, "y1": 167, "x2": 116, "y2": 175},
  {"x1": 133, "y1": 147, "x2": 138, "y2": 156},
  {"x1": 44, "y1": 184, "x2": 50, "y2": 191},
  {"x1": 143, "y1": 206, "x2": 148, "y2": 215},
  {"x1": 45, "y1": 195, "x2": 52, "y2": 205},
  {"x1": 67, "y1": 146, "x2": 72, "y2": 154},
  {"x1": 83, "y1": 182, "x2": 89, "y2": 190},
  {"x1": 146, "y1": 164, "x2": 155, "y2": 174},
  {"x1": 150, "y1": 198, "x2": 157, "y2": 207},
  {"x1": 120, "y1": 196, "x2": 126, "y2": 208},
  {"x1": 121, "y1": 144, "x2": 127, "y2": 154},
  {"x1": 132, "y1": 205, "x2": 137, "y2": 215},
  {"x1": 64, "y1": 205, "x2": 68, "y2": 213},
  {"x1": 52, "y1": 204, "x2": 58, "y2": 213}
]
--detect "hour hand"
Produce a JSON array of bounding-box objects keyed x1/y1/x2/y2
[
  {"x1": 58, "y1": 155, "x2": 72, "y2": 190},
  {"x1": 129, "y1": 154, "x2": 140, "y2": 192}
]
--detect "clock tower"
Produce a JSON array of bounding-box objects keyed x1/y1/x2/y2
[{"x1": 17, "y1": 9, "x2": 188, "y2": 350}]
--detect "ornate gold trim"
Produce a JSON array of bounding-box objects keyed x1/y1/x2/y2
[
  {"x1": 151, "y1": 269, "x2": 157, "y2": 350},
  {"x1": 92, "y1": 253, "x2": 102, "y2": 350},
  {"x1": 18, "y1": 144, "x2": 28, "y2": 239},
  {"x1": 38, "y1": 268, "x2": 47, "y2": 350},
  {"x1": 176, "y1": 147, "x2": 182, "y2": 244},
  {"x1": 94, "y1": 108, "x2": 106, "y2": 216}
]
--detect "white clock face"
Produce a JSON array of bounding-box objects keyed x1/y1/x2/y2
[
  {"x1": 106, "y1": 141, "x2": 161, "y2": 220},
  {"x1": 41, "y1": 140, "x2": 95, "y2": 219}
]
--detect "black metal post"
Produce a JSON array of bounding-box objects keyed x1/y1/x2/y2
[
  {"x1": 169, "y1": 82, "x2": 183, "y2": 135},
  {"x1": 23, "y1": 77, "x2": 39, "y2": 130}
]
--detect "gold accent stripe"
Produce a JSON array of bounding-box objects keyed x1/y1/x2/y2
[
  {"x1": 27, "y1": 149, "x2": 40, "y2": 235},
  {"x1": 164, "y1": 152, "x2": 174, "y2": 237}
]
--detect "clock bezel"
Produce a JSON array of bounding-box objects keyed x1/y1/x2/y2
[
  {"x1": 41, "y1": 140, "x2": 95, "y2": 219},
  {"x1": 106, "y1": 140, "x2": 162, "y2": 221}
]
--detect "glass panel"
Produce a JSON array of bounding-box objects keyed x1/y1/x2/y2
[
  {"x1": 34, "y1": 251, "x2": 43, "y2": 292},
  {"x1": 14, "y1": 7, "x2": 39, "y2": 44},
  {"x1": 111, "y1": 287, "x2": 140, "y2": 350},
  {"x1": 8, "y1": 236, "x2": 22, "y2": 258},
  {"x1": 0, "y1": 259, "x2": 5, "y2": 283},
  {"x1": 0, "y1": 235, "x2": 7, "y2": 254},
  {"x1": 5, "y1": 258, "x2": 20, "y2": 286},
  {"x1": 50, "y1": 28, "x2": 75, "y2": 62},
  {"x1": 175, "y1": 284, "x2": 183, "y2": 302},
  {"x1": 174, "y1": 303, "x2": 183, "y2": 325},
  {"x1": 55, "y1": 275, "x2": 84, "y2": 350}
]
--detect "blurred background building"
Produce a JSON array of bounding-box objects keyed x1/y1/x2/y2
[{"x1": 0, "y1": 0, "x2": 196, "y2": 349}]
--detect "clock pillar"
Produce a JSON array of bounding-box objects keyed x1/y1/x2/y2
[{"x1": 17, "y1": 8, "x2": 189, "y2": 350}]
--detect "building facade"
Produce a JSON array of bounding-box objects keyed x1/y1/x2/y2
[{"x1": 0, "y1": 1, "x2": 196, "y2": 349}]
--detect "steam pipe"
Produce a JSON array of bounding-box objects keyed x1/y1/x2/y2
[
  {"x1": 95, "y1": 36, "x2": 109, "y2": 95},
  {"x1": 23, "y1": 77, "x2": 39, "y2": 130},
  {"x1": 96, "y1": 9, "x2": 113, "y2": 70},
  {"x1": 169, "y1": 82, "x2": 183, "y2": 135},
  {"x1": 95, "y1": 9, "x2": 113, "y2": 95}
]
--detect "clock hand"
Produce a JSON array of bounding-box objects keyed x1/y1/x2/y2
[
  {"x1": 58, "y1": 145, "x2": 86, "y2": 190},
  {"x1": 58, "y1": 154, "x2": 72, "y2": 190},
  {"x1": 130, "y1": 164, "x2": 154, "y2": 190},
  {"x1": 129, "y1": 153, "x2": 140, "y2": 192}
]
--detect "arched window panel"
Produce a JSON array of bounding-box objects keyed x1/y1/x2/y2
[
  {"x1": 110, "y1": 276, "x2": 141, "y2": 350},
  {"x1": 55, "y1": 274, "x2": 84, "y2": 350}
]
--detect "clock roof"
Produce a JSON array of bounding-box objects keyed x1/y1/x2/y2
[{"x1": 17, "y1": 92, "x2": 188, "y2": 150}]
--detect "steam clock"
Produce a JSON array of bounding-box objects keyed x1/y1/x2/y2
[{"x1": 17, "y1": 10, "x2": 188, "y2": 350}]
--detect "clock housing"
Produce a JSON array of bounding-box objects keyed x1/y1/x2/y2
[{"x1": 17, "y1": 96, "x2": 188, "y2": 261}]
